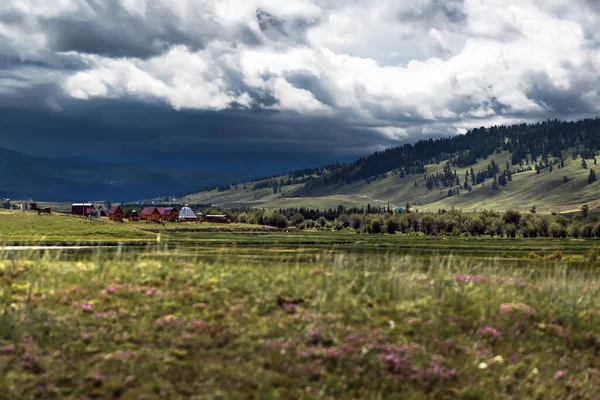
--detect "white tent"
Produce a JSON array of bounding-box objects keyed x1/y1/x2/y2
[{"x1": 178, "y1": 205, "x2": 198, "y2": 222}]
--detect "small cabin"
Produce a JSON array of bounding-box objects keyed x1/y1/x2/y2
[
  {"x1": 127, "y1": 209, "x2": 139, "y2": 221},
  {"x1": 201, "y1": 214, "x2": 230, "y2": 224},
  {"x1": 158, "y1": 207, "x2": 178, "y2": 222},
  {"x1": 141, "y1": 207, "x2": 161, "y2": 222},
  {"x1": 72, "y1": 203, "x2": 95, "y2": 216},
  {"x1": 109, "y1": 206, "x2": 124, "y2": 222},
  {"x1": 21, "y1": 198, "x2": 37, "y2": 211}
]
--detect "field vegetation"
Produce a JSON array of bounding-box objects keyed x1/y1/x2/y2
[{"x1": 1, "y1": 242, "x2": 599, "y2": 399}]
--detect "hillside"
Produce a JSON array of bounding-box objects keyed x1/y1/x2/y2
[
  {"x1": 0, "y1": 147, "x2": 243, "y2": 201},
  {"x1": 181, "y1": 118, "x2": 600, "y2": 213}
]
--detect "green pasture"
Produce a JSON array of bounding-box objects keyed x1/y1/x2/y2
[{"x1": 1, "y1": 242, "x2": 599, "y2": 399}]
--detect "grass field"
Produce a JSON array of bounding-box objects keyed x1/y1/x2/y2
[
  {"x1": 0, "y1": 211, "x2": 274, "y2": 244},
  {"x1": 182, "y1": 150, "x2": 600, "y2": 214},
  {"x1": 1, "y1": 239, "x2": 599, "y2": 399}
]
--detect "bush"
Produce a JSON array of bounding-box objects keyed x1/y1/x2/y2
[
  {"x1": 505, "y1": 223, "x2": 518, "y2": 238},
  {"x1": 386, "y1": 217, "x2": 400, "y2": 234},
  {"x1": 290, "y1": 213, "x2": 305, "y2": 226},
  {"x1": 549, "y1": 222, "x2": 566, "y2": 238},
  {"x1": 263, "y1": 211, "x2": 288, "y2": 229},
  {"x1": 316, "y1": 216, "x2": 327, "y2": 228},
  {"x1": 368, "y1": 217, "x2": 383, "y2": 234},
  {"x1": 419, "y1": 214, "x2": 436, "y2": 235},
  {"x1": 503, "y1": 210, "x2": 522, "y2": 226}
]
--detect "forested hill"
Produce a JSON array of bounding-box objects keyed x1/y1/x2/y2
[
  {"x1": 300, "y1": 118, "x2": 600, "y2": 191},
  {"x1": 182, "y1": 118, "x2": 600, "y2": 213}
]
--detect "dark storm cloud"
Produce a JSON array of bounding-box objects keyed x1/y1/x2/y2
[
  {"x1": 1, "y1": 0, "x2": 600, "y2": 177},
  {"x1": 283, "y1": 70, "x2": 335, "y2": 107},
  {"x1": 43, "y1": 2, "x2": 206, "y2": 58},
  {"x1": 526, "y1": 71, "x2": 600, "y2": 114},
  {"x1": 398, "y1": 0, "x2": 467, "y2": 27}
]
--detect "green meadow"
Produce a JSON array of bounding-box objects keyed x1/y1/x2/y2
[{"x1": 1, "y1": 211, "x2": 600, "y2": 398}]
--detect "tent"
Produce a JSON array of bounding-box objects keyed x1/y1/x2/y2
[{"x1": 178, "y1": 205, "x2": 198, "y2": 222}]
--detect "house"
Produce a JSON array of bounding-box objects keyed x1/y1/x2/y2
[
  {"x1": 141, "y1": 207, "x2": 161, "y2": 222},
  {"x1": 21, "y1": 198, "x2": 37, "y2": 211},
  {"x1": 201, "y1": 214, "x2": 230, "y2": 223},
  {"x1": 127, "y1": 209, "x2": 139, "y2": 221},
  {"x1": 178, "y1": 205, "x2": 198, "y2": 222},
  {"x1": 72, "y1": 203, "x2": 95, "y2": 216},
  {"x1": 109, "y1": 206, "x2": 124, "y2": 222},
  {"x1": 157, "y1": 207, "x2": 178, "y2": 222}
]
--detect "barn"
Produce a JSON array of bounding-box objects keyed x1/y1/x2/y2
[
  {"x1": 141, "y1": 207, "x2": 160, "y2": 222},
  {"x1": 72, "y1": 203, "x2": 95, "y2": 216},
  {"x1": 20, "y1": 198, "x2": 37, "y2": 211},
  {"x1": 157, "y1": 207, "x2": 178, "y2": 222},
  {"x1": 109, "y1": 206, "x2": 124, "y2": 222},
  {"x1": 127, "y1": 209, "x2": 139, "y2": 221},
  {"x1": 201, "y1": 214, "x2": 230, "y2": 223}
]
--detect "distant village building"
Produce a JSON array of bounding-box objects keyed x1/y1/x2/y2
[
  {"x1": 21, "y1": 198, "x2": 37, "y2": 211},
  {"x1": 178, "y1": 205, "x2": 198, "y2": 222},
  {"x1": 201, "y1": 214, "x2": 230, "y2": 223},
  {"x1": 157, "y1": 207, "x2": 178, "y2": 222},
  {"x1": 109, "y1": 206, "x2": 124, "y2": 222},
  {"x1": 141, "y1": 207, "x2": 161, "y2": 222},
  {"x1": 127, "y1": 209, "x2": 139, "y2": 221},
  {"x1": 72, "y1": 203, "x2": 95, "y2": 216}
]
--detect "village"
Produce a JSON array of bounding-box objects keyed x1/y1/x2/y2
[{"x1": 10, "y1": 198, "x2": 231, "y2": 224}]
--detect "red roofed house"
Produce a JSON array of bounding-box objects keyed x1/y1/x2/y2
[
  {"x1": 141, "y1": 207, "x2": 160, "y2": 222},
  {"x1": 109, "y1": 206, "x2": 124, "y2": 222},
  {"x1": 72, "y1": 203, "x2": 95, "y2": 216},
  {"x1": 157, "y1": 207, "x2": 178, "y2": 222}
]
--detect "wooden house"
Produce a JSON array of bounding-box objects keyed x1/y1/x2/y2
[
  {"x1": 201, "y1": 214, "x2": 230, "y2": 223},
  {"x1": 141, "y1": 207, "x2": 160, "y2": 222},
  {"x1": 21, "y1": 198, "x2": 37, "y2": 211},
  {"x1": 72, "y1": 203, "x2": 95, "y2": 216},
  {"x1": 157, "y1": 207, "x2": 178, "y2": 222},
  {"x1": 109, "y1": 206, "x2": 124, "y2": 222},
  {"x1": 127, "y1": 209, "x2": 139, "y2": 221}
]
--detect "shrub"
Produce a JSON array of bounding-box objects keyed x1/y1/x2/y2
[
  {"x1": 290, "y1": 213, "x2": 305, "y2": 226},
  {"x1": 386, "y1": 218, "x2": 400, "y2": 234},
  {"x1": 503, "y1": 210, "x2": 522, "y2": 226},
  {"x1": 505, "y1": 223, "x2": 518, "y2": 238},
  {"x1": 368, "y1": 217, "x2": 383, "y2": 234},
  {"x1": 549, "y1": 222, "x2": 566, "y2": 238}
]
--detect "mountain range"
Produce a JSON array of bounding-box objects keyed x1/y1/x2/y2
[{"x1": 0, "y1": 146, "x2": 242, "y2": 202}]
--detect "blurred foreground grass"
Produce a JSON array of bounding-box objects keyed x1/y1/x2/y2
[{"x1": 1, "y1": 246, "x2": 599, "y2": 399}]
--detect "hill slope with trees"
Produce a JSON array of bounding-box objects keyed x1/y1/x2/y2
[{"x1": 182, "y1": 118, "x2": 600, "y2": 213}]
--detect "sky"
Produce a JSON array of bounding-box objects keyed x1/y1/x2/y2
[{"x1": 1, "y1": 0, "x2": 600, "y2": 176}]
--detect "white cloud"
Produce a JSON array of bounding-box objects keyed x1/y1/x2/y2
[{"x1": 2, "y1": 0, "x2": 600, "y2": 137}]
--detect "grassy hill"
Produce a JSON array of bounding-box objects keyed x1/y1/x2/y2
[{"x1": 181, "y1": 150, "x2": 600, "y2": 214}]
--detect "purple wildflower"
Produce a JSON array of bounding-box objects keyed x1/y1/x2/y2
[
  {"x1": 312, "y1": 268, "x2": 326, "y2": 275},
  {"x1": 480, "y1": 326, "x2": 501, "y2": 338},
  {"x1": 511, "y1": 353, "x2": 520, "y2": 364},
  {"x1": 81, "y1": 332, "x2": 91, "y2": 342},
  {"x1": 0, "y1": 344, "x2": 16, "y2": 353},
  {"x1": 189, "y1": 319, "x2": 208, "y2": 328},
  {"x1": 79, "y1": 303, "x2": 94, "y2": 312},
  {"x1": 555, "y1": 369, "x2": 568, "y2": 379},
  {"x1": 105, "y1": 287, "x2": 115, "y2": 294},
  {"x1": 92, "y1": 370, "x2": 105, "y2": 383},
  {"x1": 452, "y1": 275, "x2": 485, "y2": 283},
  {"x1": 500, "y1": 303, "x2": 535, "y2": 315}
]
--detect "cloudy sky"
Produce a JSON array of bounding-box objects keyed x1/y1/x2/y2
[{"x1": 1, "y1": 0, "x2": 600, "y2": 175}]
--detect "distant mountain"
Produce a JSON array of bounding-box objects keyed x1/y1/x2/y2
[
  {"x1": 0, "y1": 147, "x2": 243, "y2": 201},
  {"x1": 181, "y1": 118, "x2": 600, "y2": 213}
]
